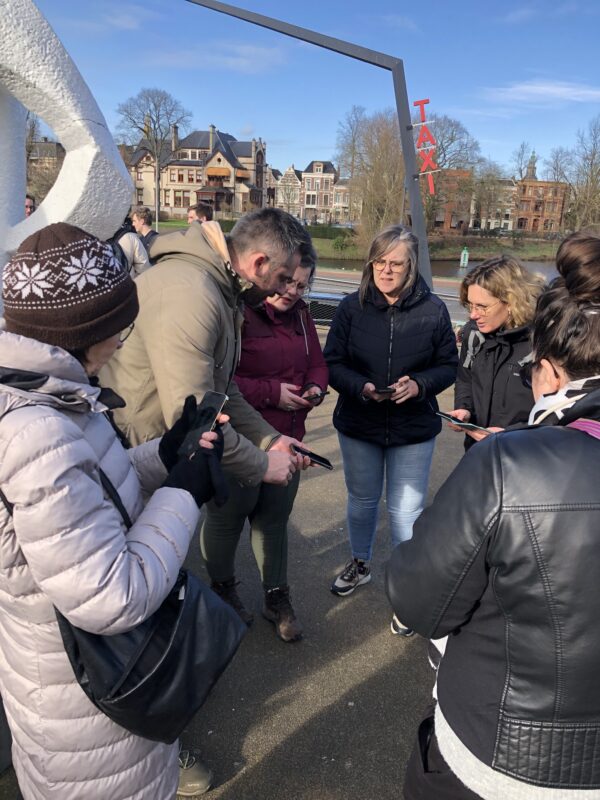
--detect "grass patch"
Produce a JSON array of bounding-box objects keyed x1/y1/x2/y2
[{"x1": 312, "y1": 237, "x2": 363, "y2": 261}]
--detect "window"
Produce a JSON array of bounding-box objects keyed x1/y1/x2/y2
[
  {"x1": 191, "y1": 150, "x2": 197, "y2": 160},
  {"x1": 315, "y1": 179, "x2": 320, "y2": 191},
  {"x1": 196, "y1": 170, "x2": 202, "y2": 182},
  {"x1": 174, "y1": 190, "x2": 183, "y2": 208},
  {"x1": 305, "y1": 178, "x2": 311, "y2": 190},
  {"x1": 305, "y1": 194, "x2": 317, "y2": 206},
  {"x1": 183, "y1": 191, "x2": 190, "y2": 207},
  {"x1": 324, "y1": 179, "x2": 330, "y2": 191},
  {"x1": 315, "y1": 164, "x2": 322, "y2": 173},
  {"x1": 163, "y1": 189, "x2": 171, "y2": 206},
  {"x1": 179, "y1": 151, "x2": 189, "y2": 159},
  {"x1": 188, "y1": 170, "x2": 195, "y2": 183},
  {"x1": 335, "y1": 193, "x2": 341, "y2": 204},
  {"x1": 136, "y1": 171, "x2": 143, "y2": 181},
  {"x1": 170, "y1": 170, "x2": 176, "y2": 182},
  {"x1": 178, "y1": 170, "x2": 184, "y2": 183},
  {"x1": 136, "y1": 189, "x2": 143, "y2": 203},
  {"x1": 323, "y1": 194, "x2": 329, "y2": 207}
]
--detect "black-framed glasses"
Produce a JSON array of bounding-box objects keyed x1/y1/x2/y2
[
  {"x1": 119, "y1": 323, "x2": 135, "y2": 343},
  {"x1": 519, "y1": 360, "x2": 537, "y2": 389}
]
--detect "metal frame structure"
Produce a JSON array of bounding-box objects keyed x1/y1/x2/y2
[{"x1": 186, "y1": 0, "x2": 432, "y2": 286}]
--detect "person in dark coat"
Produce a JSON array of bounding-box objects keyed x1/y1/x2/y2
[
  {"x1": 201, "y1": 254, "x2": 328, "y2": 642},
  {"x1": 324, "y1": 224, "x2": 457, "y2": 635},
  {"x1": 387, "y1": 230, "x2": 600, "y2": 799},
  {"x1": 448, "y1": 256, "x2": 545, "y2": 449}
]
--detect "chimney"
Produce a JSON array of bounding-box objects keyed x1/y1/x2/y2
[
  {"x1": 209, "y1": 124, "x2": 215, "y2": 152},
  {"x1": 171, "y1": 124, "x2": 179, "y2": 153}
]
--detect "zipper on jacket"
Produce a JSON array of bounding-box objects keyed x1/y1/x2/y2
[{"x1": 385, "y1": 308, "x2": 395, "y2": 446}]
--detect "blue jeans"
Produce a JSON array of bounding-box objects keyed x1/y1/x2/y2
[{"x1": 338, "y1": 432, "x2": 436, "y2": 561}]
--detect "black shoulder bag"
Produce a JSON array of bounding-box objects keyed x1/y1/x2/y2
[{"x1": 0, "y1": 469, "x2": 246, "y2": 744}]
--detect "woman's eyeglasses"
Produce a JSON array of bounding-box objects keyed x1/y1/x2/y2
[
  {"x1": 119, "y1": 323, "x2": 135, "y2": 343},
  {"x1": 284, "y1": 278, "x2": 310, "y2": 295},
  {"x1": 463, "y1": 300, "x2": 502, "y2": 316},
  {"x1": 371, "y1": 259, "x2": 408, "y2": 273}
]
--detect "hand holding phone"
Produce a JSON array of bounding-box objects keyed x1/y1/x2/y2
[
  {"x1": 306, "y1": 390, "x2": 330, "y2": 403},
  {"x1": 375, "y1": 387, "x2": 394, "y2": 395},
  {"x1": 178, "y1": 391, "x2": 229, "y2": 459},
  {"x1": 436, "y1": 411, "x2": 491, "y2": 435},
  {"x1": 290, "y1": 444, "x2": 333, "y2": 470}
]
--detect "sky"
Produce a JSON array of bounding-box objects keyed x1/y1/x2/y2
[{"x1": 33, "y1": 0, "x2": 600, "y2": 176}]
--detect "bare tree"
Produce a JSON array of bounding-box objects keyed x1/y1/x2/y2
[
  {"x1": 511, "y1": 141, "x2": 532, "y2": 180},
  {"x1": 350, "y1": 109, "x2": 405, "y2": 243},
  {"x1": 116, "y1": 88, "x2": 191, "y2": 228},
  {"x1": 334, "y1": 105, "x2": 367, "y2": 222},
  {"x1": 412, "y1": 113, "x2": 480, "y2": 231},
  {"x1": 472, "y1": 159, "x2": 509, "y2": 230},
  {"x1": 544, "y1": 116, "x2": 600, "y2": 230}
]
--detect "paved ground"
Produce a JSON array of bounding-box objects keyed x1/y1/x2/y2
[{"x1": 0, "y1": 373, "x2": 465, "y2": 800}]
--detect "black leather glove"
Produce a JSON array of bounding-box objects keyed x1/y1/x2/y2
[
  {"x1": 162, "y1": 428, "x2": 228, "y2": 509},
  {"x1": 159, "y1": 395, "x2": 197, "y2": 471}
]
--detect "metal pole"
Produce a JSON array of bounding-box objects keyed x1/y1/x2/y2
[
  {"x1": 186, "y1": 0, "x2": 433, "y2": 287},
  {"x1": 392, "y1": 62, "x2": 431, "y2": 286}
]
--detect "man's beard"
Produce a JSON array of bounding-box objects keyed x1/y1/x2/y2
[{"x1": 243, "y1": 284, "x2": 276, "y2": 307}]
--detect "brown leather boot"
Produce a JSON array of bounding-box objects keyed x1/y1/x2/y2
[
  {"x1": 211, "y1": 578, "x2": 253, "y2": 626},
  {"x1": 262, "y1": 585, "x2": 303, "y2": 642}
]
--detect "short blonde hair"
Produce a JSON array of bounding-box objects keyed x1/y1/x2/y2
[{"x1": 460, "y1": 255, "x2": 545, "y2": 328}]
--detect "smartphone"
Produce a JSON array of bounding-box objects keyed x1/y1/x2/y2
[
  {"x1": 178, "y1": 391, "x2": 229, "y2": 458},
  {"x1": 307, "y1": 391, "x2": 330, "y2": 403},
  {"x1": 436, "y1": 411, "x2": 491, "y2": 435},
  {"x1": 375, "y1": 387, "x2": 394, "y2": 395},
  {"x1": 291, "y1": 444, "x2": 333, "y2": 470}
]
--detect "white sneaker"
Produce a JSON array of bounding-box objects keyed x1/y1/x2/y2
[
  {"x1": 177, "y1": 749, "x2": 213, "y2": 796},
  {"x1": 330, "y1": 559, "x2": 371, "y2": 596},
  {"x1": 390, "y1": 614, "x2": 414, "y2": 637}
]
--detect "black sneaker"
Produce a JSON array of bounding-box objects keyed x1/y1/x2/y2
[
  {"x1": 390, "y1": 614, "x2": 414, "y2": 637},
  {"x1": 263, "y1": 585, "x2": 303, "y2": 642},
  {"x1": 330, "y1": 559, "x2": 371, "y2": 596},
  {"x1": 211, "y1": 578, "x2": 254, "y2": 626}
]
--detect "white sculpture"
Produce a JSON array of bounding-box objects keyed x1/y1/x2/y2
[{"x1": 0, "y1": 0, "x2": 132, "y2": 272}]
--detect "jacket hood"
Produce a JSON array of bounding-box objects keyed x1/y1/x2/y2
[
  {"x1": 0, "y1": 330, "x2": 107, "y2": 418},
  {"x1": 149, "y1": 221, "x2": 243, "y2": 307}
]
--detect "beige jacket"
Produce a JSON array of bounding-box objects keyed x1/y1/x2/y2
[
  {"x1": 102, "y1": 222, "x2": 277, "y2": 486},
  {"x1": 0, "y1": 331, "x2": 200, "y2": 799}
]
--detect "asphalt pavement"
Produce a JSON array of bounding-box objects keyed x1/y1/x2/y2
[{"x1": 0, "y1": 374, "x2": 465, "y2": 800}]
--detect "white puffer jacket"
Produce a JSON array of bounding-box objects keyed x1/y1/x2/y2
[{"x1": 0, "y1": 331, "x2": 200, "y2": 800}]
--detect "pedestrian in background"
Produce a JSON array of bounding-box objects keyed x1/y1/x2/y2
[{"x1": 324, "y1": 224, "x2": 457, "y2": 635}]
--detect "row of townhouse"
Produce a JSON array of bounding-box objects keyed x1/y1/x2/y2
[{"x1": 274, "y1": 161, "x2": 357, "y2": 224}]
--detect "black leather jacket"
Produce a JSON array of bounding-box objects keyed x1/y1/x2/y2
[{"x1": 386, "y1": 388, "x2": 600, "y2": 793}]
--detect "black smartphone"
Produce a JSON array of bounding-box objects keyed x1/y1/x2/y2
[
  {"x1": 178, "y1": 391, "x2": 229, "y2": 459},
  {"x1": 307, "y1": 391, "x2": 330, "y2": 403},
  {"x1": 291, "y1": 444, "x2": 333, "y2": 470},
  {"x1": 375, "y1": 387, "x2": 394, "y2": 395},
  {"x1": 435, "y1": 411, "x2": 491, "y2": 435}
]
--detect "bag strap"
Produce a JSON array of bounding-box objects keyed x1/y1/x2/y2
[{"x1": 98, "y1": 469, "x2": 132, "y2": 529}]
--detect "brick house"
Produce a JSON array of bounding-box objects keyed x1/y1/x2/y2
[
  {"x1": 515, "y1": 155, "x2": 568, "y2": 233},
  {"x1": 128, "y1": 124, "x2": 266, "y2": 218}
]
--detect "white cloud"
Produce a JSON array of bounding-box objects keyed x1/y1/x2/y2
[
  {"x1": 382, "y1": 14, "x2": 418, "y2": 32},
  {"x1": 145, "y1": 41, "x2": 285, "y2": 74},
  {"x1": 500, "y1": 7, "x2": 537, "y2": 23},
  {"x1": 485, "y1": 79, "x2": 600, "y2": 105}
]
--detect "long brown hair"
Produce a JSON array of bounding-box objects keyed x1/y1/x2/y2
[{"x1": 359, "y1": 225, "x2": 419, "y2": 306}]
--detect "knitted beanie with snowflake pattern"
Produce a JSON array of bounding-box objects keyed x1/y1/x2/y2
[{"x1": 2, "y1": 222, "x2": 138, "y2": 350}]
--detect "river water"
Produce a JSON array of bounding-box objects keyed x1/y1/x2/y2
[{"x1": 319, "y1": 257, "x2": 558, "y2": 282}]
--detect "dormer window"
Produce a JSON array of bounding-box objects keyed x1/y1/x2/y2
[{"x1": 315, "y1": 164, "x2": 323, "y2": 173}]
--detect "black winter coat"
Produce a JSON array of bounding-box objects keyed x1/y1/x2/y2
[
  {"x1": 454, "y1": 320, "x2": 534, "y2": 429},
  {"x1": 386, "y1": 388, "x2": 600, "y2": 797},
  {"x1": 324, "y1": 277, "x2": 458, "y2": 447}
]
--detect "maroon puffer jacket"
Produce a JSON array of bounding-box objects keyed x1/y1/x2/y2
[{"x1": 235, "y1": 300, "x2": 328, "y2": 440}]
